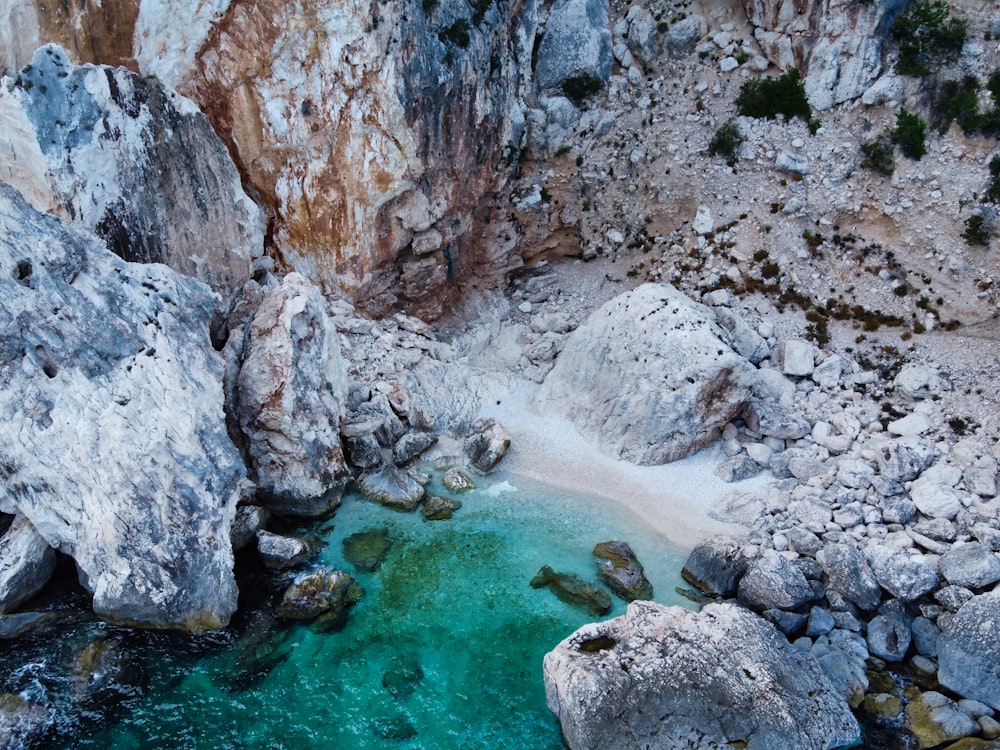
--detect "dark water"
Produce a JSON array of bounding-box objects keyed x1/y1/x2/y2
[{"x1": 2, "y1": 472, "x2": 690, "y2": 749}]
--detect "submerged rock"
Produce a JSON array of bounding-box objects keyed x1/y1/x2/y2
[
  {"x1": 530, "y1": 565, "x2": 611, "y2": 616},
  {"x1": 277, "y1": 569, "x2": 363, "y2": 628},
  {"x1": 536, "y1": 284, "x2": 757, "y2": 465},
  {"x1": 0, "y1": 184, "x2": 244, "y2": 632},
  {"x1": 382, "y1": 656, "x2": 424, "y2": 699},
  {"x1": 343, "y1": 529, "x2": 392, "y2": 573},
  {"x1": 0, "y1": 692, "x2": 49, "y2": 749},
  {"x1": 543, "y1": 600, "x2": 860, "y2": 749},
  {"x1": 0, "y1": 515, "x2": 55, "y2": 614},
  {"x1": 442, "y1": 468, "x2": 475, "y2": 493},
  {"x1": 592, "y1": 541, "x2": 653, "y2": 601},
  {"x1": 421, "y1": 496, "x2": 462, "y2": 521},
  {"x1": 356, "y1": 465, "x2": 426, "y2": 512}
]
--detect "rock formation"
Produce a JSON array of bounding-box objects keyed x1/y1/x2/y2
[
  {"x1": 536, "y1": 283, "x2": 758, "y2": 465},
  {"x1": 4, "y1": 45, "x2": 264, "y2": 294},
  {"x1": 544, "y1": 600, "x2": 860, "y2": 750},
  {"x1": 0, "y1": 514, "x2": 55, "y2": 613},
  {"x1": 0, "y1": 184, "x2": 245, "y2": 631}
]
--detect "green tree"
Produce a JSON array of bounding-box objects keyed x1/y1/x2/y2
[
  {"x1": 891, "y1": 110, "x2": 928, "y2": 159},
  {"x1": 736, "y1": 68, "x2": 812, "y2": 123},
  {"x1": 892, "y1": 1, "x2": 967, "y2": 77}
]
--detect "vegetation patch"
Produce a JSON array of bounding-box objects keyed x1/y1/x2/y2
[
  {"x1": 963, "y1": 214, "x2": 991, "y2": 246},
  {"x1": 891, "y1": 110, "x2": 928, "y2": 160},
  {"x1": 439, "y1": 18, "x2": 472, "y2": 48},
  {"x1": 561, "y1": 73, "x2": 603, "y2": 106},
  {"x1": 736, "y1": 69, "x2": 812, "y2": 126},
  {"x1": 891, "y1": 1, "x2": 967, "y2": 77},
  {"x1": 861, "y1": 139, "x2": 895, "y2": 176},
  {"x1": 708, "y1": 119, "x2": 743, "y2": 160}
]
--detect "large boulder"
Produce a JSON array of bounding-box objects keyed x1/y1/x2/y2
[
  {"x1": 681, "y1": 534, "x2": 752, "y2": 597},
  {"x1": 737, "y1": 551, "x2": 814, "y2": 612},
  {"x1": 938, "y1": 593, "x2": 1000, "y2": 710},
  {"x1": 543, "y1": 600, "x2": 860, "y2": 750},
  {"x1": 865, "y1": 545, "x2": 939, "y2": 602},
  {"x1": 231, "y1": 273, "x2": 350, "y2": 518},
  {"x1": 817, "y1": 543, "x2": 881, "y2": 612},
  {"x1": 277, "y1": 568, "x2": 363, "y2": 628},
  {"x1": 4, "y1": 45, "x2": 263, "y2": 294},
  {"x1": 938, "y1": 543, "x2": 1000, "y2": 590},
  {"x1": 0, "y1": 184, "x2": 244, "y2": 631},
  {"x1": 0, "y1": 515, "x2": 55, "y2": 614},
  {"x1": 535, "y1": 0, "x2": 613, "y2": 90},
  {"x1": 536, "y1": 284, "x2": 758, "y2": 465},
  {"x1": 593, "y1": 541, "x2": 653, "y2": 602}
]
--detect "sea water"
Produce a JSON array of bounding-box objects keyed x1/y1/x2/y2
[{"x1": 5, "y1": 472, "x2": 689, "y2": 749}]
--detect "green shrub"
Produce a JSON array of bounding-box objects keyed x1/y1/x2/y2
[
  {"x1": 861, "y1": 138, "x2": 895, "y2": 176},
  {"x1": 891, "y1": 1, "x2": 967, "y2": 77},
  {"x1": 708, "y1": 119, "x2": 743, "y2": 159},
  {"x1": 963, "y1": 214, "x2": 991, "y2": 245},
  {"x1": 561, "y1": 73, "x2": 603, "y2": 105},
  {"x1": 930, "y1": 76, "x2": 981, "y2": 134},
  {"x1": 422, "y1": 0, "x2": 438, "y2": 13},
  {"x1": 988, "y1": 69, "x2": 1000, "y2": 102},
  {"x1": 471, "y1": 0, "x2": 492, "y2": 24},
  {"x1": 440, "y1": 18, "x2": 471, "y2": 48},
  {"x1": 736, "y1": 68, "x2": 812, "y2": 124},
  {"x1": 891, "y1": 110, "x2": 927, "y2": 159}
]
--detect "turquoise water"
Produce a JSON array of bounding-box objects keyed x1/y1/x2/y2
[{"x1": 8, "y1": 471, "x2": 689, "y2": 749}]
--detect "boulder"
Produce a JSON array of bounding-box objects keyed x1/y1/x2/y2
[
  {"x1": 442, "y1": 468, "x2": 475, "y2": 492},
  {"x1": 535, "y1": 0, "x2": 613, "y2": 90},
  {"x1": 905, "y1": 691, "x2": 980, "y2": 749},
  {"x1": 714, "y1": 308, "x2": 769, "y2": 364},
  {"x1": 277, "y1": 569, "x2": 363, "y2": 628},
  {"x1": 232, "y1": 273, "x2": 350, "y2": 518},
  {"x1": 343, "y1": 433, "x2": 384, "y2": 471},
  {"x1": 0, "y1": 515, "x2": 55, "y2": 614},
  {"x1": 464, "y1": 418, "x2": 511, "y2": 473},
  {"x1": 530, "y1": 566, "x2": 611, "y2": 616},
  {"x1": 939, "y1": 544, "x2": 1000, "y2": 589},
  {"x1": 895, "y1": 364, "x2": 952, "y2": 400},
  {"x1": 421, "y1": 495, "x2": 462, "y2": 521},
  {"x1": 865, "y1": 545, "x2": 940, "y2": 602},
  {"x1": 0, "y1": 611, "x2": 59, "y2": 639},
  {"x1": 392, "y1": 432, "x2": 437, "y2": 466},
  {"x1": 536, "y1": 284, "x2": 757, "y2": 465},
  {"x1": 0, "y1": 693, "x2": 49, "y2": 749},
  {"x1": 593, "y1": 541, "x2": 653, "y2": 601},
  {"x1": 742, "y1": 399, "x2": 811, "y2": 440},
  {"x1": 543, "y1": 600, "x2": 860, "y2": 750},
  {"x1": 356, "y1": 465, "x2": 426, "y2": 512},
  {"x1": 0, "y1": 184, "x2": 244, "y2": 632},
  {"x1": 342, "y1": 528, "x2": 392, "y2": 572},
  {"x1": 666, "y1": 15, "x2": 706, "y2": 51},
  {"x1": 817, "y1": 543, "x2": 881, "y2": 612},
  {"x1": 875, "y1": 436, "x2": 935, "y2": 482},
  {"x1": 738, "y1": 552, "x2": 814, "y2": 612},
  {"x1": 867, "y1": 614, "x2": 911, "y2": 662},
  {"x1": 231, "y1": 505, "x2": 270, "y2": 552},
  {"x1": 714, "y1": 454, "x2": 764, "y2": 482},
  {"x1": 779, "y1": 339, "x2": 814, "y2": 376},
  {"x1": 911, "y1": 477, "x2": 965, "y2": 520},
  {"x1": 255, "y1": 531, "x2": 312, "y2": 570},
  {"x1": 939, "y1": 594, "x2": 1000, "y2": 710},
  {"x1": 681, "y1": 535, "x2": 752, "y2": 597}
]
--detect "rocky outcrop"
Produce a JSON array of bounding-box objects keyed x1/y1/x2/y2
[
  {"x1": 544, "y1": 600, "x2": 860, "y2": 750},
  {"x1": 0, "y1": 184, "x2": 245, "y2": 632},
  {"x1": 535, "y1": 0, "x2": 612, "y2": 90},
  {"x1": 741, "y1": 0, "x2": 906, "y2": 110},
  {"x1": 938, "y1": 593, "x2": 1000, "y2": 711},
  {"x1": 536, "y1": 283, "x2": 758, "y2": 465},
  {"x1": 593, "y1": 541, "x2": 653, "y2": 601},
  {"x1": 231, "y1": 272, "x2": 350, "y2": 518},
  {"x1": 0, "y1": 515, "x2": 55, "y2": 614},
  {"x1": 5, "y1": 45, "x2": 264, "y2": 294}
]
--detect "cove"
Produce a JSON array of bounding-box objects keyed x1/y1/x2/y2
[{"x1": 8, "y1": 472, "x2": 688, "y2": 749}]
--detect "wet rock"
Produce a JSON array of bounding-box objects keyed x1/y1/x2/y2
[
  {"x1": 393, "y1": 432, "x2": 437, "y2": 466},
  {"x1": 343, "y1": 528, "x2": 392, "y2": 572},
  {"x1": 421, "y1": 496, "x2": 462, "y2": 521},
  {"x1": 442, "y1": 468, "x2": 475, "y2": 493},
  {"x1": 817, "y1": 543, "x2": 881, "y2": 612},
  {"x1": 0, "y1": 515, "x2": 56, "y2": 614},
  {"x1": 681, "y1": 535, "x2": 752, "y2": 597},
  {"x1": 256, "y1": 531, "x2": 312, "y2": 570},
  {"x1": 535, "y1": 0, "x2": 613, "y2": 90},
  {"x1": 593, "y1": 541, "x2": 653, "y2": 601},
  {"x1": 737, "y1": 551, "x2": 813, "y2": 613},
  {"x1": 905, "y1": 691, "x2": 979, "y2": 749},
  {"x1": 357, "y1": 465, "x2": 426, "y2": 512},
  {"x1": 382, "y1": 656, "x2": 424, "y2": 699},
  {"x1": 543, "y1": 601, "x2": 860, "y2": 750},
  {"x1": 0, "y1": 611, "x2": 58, "y2": 639},
  {"x1": 0, "y1": 692, "x2": 49, "y2": 749},
  {"x1": 72, "y1": 635, "x2": 145, "y2": 711},
  {"x1": 277, "y1": 569, "x2": 363, "y2": 628},
  {"x1": 530, "y1": 565, "x2": 611, "y2": 616},
  {"x1": 867, "y1": 614, "x2": 911, "y2": 663},
  {"x1": 231, "y1": 505, "x2": 270, "y2": 552},
  {"x1": 536, "y1": 284, "x2": 757, "y2": 465},
  {"x1": 464, "y1": 418, "x2": 511, "y2": 473},
  {"x1": 939, "y1": 544, "x2": 1000, "y2": 589},
  {"x1": 343, "y1": 433, "x2": 384, "y2": 471},
  {"x1": 939, "y1": 594, "x2": 1000, "y2": 710}
]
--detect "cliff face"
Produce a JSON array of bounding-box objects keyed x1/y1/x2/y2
[{"x1": 1, "y1": 0, "x2": 537, "y2": 317}]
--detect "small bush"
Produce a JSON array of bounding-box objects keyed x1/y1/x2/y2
[
  {"x1": 987, "y1": 155, "x2": 1000, "y2": 202},
  {"x1": 561, "y1": 73, "x2": 603, "y2": 105},
  {"x1": 963, "y1": 214, "x2": 991, "y2": 246},
  {"x1": 892, "y1": 0, "x2": 967, "y2": 77},
  {"x1": 708, "y1": 119, "x2": 743, "y2": 159},
  {"x1": 422, "y1": 0, "x2": 438, "y2": 13},
  {"x1": 736, "y1": 68, "x2": 812, "y2": 124},
  {"x1": 891, "y1": 110, "x2": 927, "y2": 160},
  {"x1": 440, "y1": 18, "x2": 471, "y2": 48},
  {"x1": 861, "y1": 138, "x2": 895, "y2": 176},
  {"x1": 930, "y1": 76, "x2": 981, "y2": 134}
]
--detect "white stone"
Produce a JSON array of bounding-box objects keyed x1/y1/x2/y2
[{"x1": 888, "y1": 413, "x2": 930, "y2": 436}]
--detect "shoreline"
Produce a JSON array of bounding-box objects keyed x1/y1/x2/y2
[{"x1": 476, "y1": 378, "x2": 765, "y2": 550}]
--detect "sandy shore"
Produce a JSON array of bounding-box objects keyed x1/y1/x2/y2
[{"x1": 474, "y1": 378, "x2": 768, "y2": 550}]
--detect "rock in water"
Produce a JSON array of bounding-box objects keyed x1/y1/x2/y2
[
  {"x1": 0, "y1": 515, "x2": 55, "y2": 614},
  {"x1": 536, "y1": 284, "x2": 757, "y2": 465},
  {"x1": 277, "y1": 569, "x2": 363, "y2": 629},
  {"x1": 592, "y1": 541, "x2": 653, "y2": 601},
  {"x1": 356, "y1": 465, "x2": 426, "y2": 512},
  {"x1": 442, "y1": 468, "x2": 475, "y2": 492},
  {"x1": 464, "y1": 418, "x2": 511, "y2": 473},
  {"x1": 543, "y1": 600, "x2": 860, "y2": 750},
  {"x1": 6, "y1": 45, "x2": 264, "y2": 294},
  {"x1": 233, "y1": 273, "x2": 351, "y2": 518},
  {"x1": 0, "y1": 184, "x2": 244, "y2": 631},
  {"x1": 343, "y1": 528, "x2": 392, "y2": 572},
  {"x1": 530, "y1": 565, "x2": 611, "y2": 616},
  {"x1": 421, "y1": 496, "x2": 462, "y2": 521}
]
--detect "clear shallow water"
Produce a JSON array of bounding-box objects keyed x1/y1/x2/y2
[{"x1": 5, "y1": 471, "x2": 689, "y2": 749}]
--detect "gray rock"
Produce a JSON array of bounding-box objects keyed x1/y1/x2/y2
[
  {"x1": 817, "y1": 543, "x2": 881, "y2": 612},
  {"x1": 0, "y1": 693, "x2": 49, "y2": 749},
  {"x1": 393, "y1": 432, "x2": 438, "y2": 466},
  {"x1": 806, "y1": 606, "x2": 836, "y2": 637},
  {"x1": 904, "y1": 690, "x2": 979, "y2": 748},
  {"x1": 232, "y1": 273, "x2": 350, "y2": 518},
  {"x1": 626, "y1": 8, "x2": 657, "y2": 63},
  {"x1": 867, "y1": 615, "x2": 911, "y2": 662},
  {"x1": 256, "y1": 531, "x2": 312, "y2": 570},
  {"x1": 911, "y1": 616, "x2": 940, "y2": 658},
  {"x1": 0, "y1": 185, "x2": 243, "y2": 632},
  {"x1": 939, "y1": 543, "x2": 1000, "y2": 589},
  {"x1": 912, "y1": 517, "x2": 957, "y2": 542},
  {"x1": 714, "y1": 308, "x2": 769, "y2": 364},
  {"x1": 714, "y1": 454, "x2": 764, "y2": 482},
  {"x1": 788, "y1": 456, "x2": 829, "y2": 482},
  {"x1": 742, "y1": 399, "x2": 811, "y2": 439},
  {"x1": 464, "y1": 417, "x2": 511, "y2": 473},
  {"x1": 878, "y1": 494, "x2": 918, "y2": 525},
  {"x1": 910, "y1": 477, "x2": 964, "y2": 520},
  {"x1": 764, "y1": 608, "x2": 809, "y2": 635},
  {"x1": 788, "y1": 527, "x2": 823, "y2": 556},
  {"x1": 231, "y1": 505, "x2": 270, "y2": 552},
  {"x1": 0, "y1": 611, "x2": 59, "y2": 639},
  {"x1": 786, "y1": 499, "x2": 833, "y2": 534},
  {"x1": 343, "y1": 433, "x2": 384, "y2": 470},
  {"x1": 537, "y1": 284, "x2": 757, "y2": 465},
  {"x1": 0, "y1": 515, "x2": 55, "y2": 614},
  {"x1": 779, "y1": 339, "x2": 814, "y2": 376},
  {"x1": 865, "y1": 545, "x2": 939, "y2": 602},
  {"x1": 681, "y1": 535, "x2": 752, "y2": 597},
  {"x1": 543, "y1": 601, "x2": 860, "y2": 750},
  {"x1": 894, "y1": 364, "x2": 952, "y2": 400},
  {"x1": 356, "y1": 465, "x2": 426, "y2": 512},
  {"x1": 535, "y1": 0, "x2": 613, "y2": 90},
  {"x1": 593, "y1": 541, "x2": 653, "y2": 601},
  {"x1": 816, "y1": 649, "x2": 869, "y2": 708},
  {"x1": 939, "y1": 594, "x2": 1000, "y2": 710},
  {"x1": 277, "y1": 568, "x2": 363, "y2": 628},
  {"x1": 421, "y1": 495, "x2": 462, "y2": 520},
  {"x1": 936, "y1": 585, "x2": 975, "y2": 612},
  {"x1": 964, "y1": 460, "x2": 998, "y2": 497},
  {"x1": 666, "y1": 15, "x2": 706, "y2": 51},
  {"x1": 738, "y1": 551, "x2": 814, "y2": 612},
  {"x1": 875, "y1": 436, "x2": 935, "y2": 482},
  {"x1": 531, "y1": 565, "x2": 611, "y2": 616},
  {"x1": 812, "y1": 355, "x2": 844, "y2": 390},
  {"x1": 837, "y1": 459, "x2": 875, "y2": 489},
  {"x1": 442, "y1": 468, "x2": 475, "y2": 492}
]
